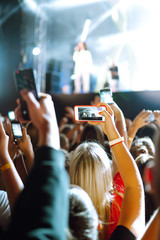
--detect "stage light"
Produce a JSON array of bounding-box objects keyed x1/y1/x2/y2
[
  {"x1": 32, "y1": 47, "x2": 40, "y2": 56},
  {"x1": 24, "y1": 0, "x2": 37, "y2": 11},
  {"x1": 40, "y1": 0, "x2": 107, "y2": 9},
  {"x1": 80, "y1": 19, "x2": 91, "y2": 42}
]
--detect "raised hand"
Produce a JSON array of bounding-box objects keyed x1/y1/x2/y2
[
  {"x1": 153, "y1": 110, "x2": 160, "y2": 127},
  {"x1": 127, "y1": 110, "x2": 152, "y2": 149},
  {"x1": 88, "y1": 102, "x2": 118, "y2": 140},
  {"x1": 20, "y1": 90, "x2": 60, "y2": 150},
  {"x1": 16, "y1": 127, "x2": 34, "y2": 172},
  {"x1": 131, "y1": 110, "x2": 152, "y2": 129}
]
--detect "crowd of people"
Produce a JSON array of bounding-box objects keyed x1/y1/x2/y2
[{"x1": 0, "y1": 87, "x2": 160, "y2": 240}]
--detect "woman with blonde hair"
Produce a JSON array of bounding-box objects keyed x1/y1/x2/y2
[
  {"x1": 69, "y1": 101, "x2": 145, "y2": 240},
  {"x1": 69, "y1": 141, "x2": 115, "y2": 239},
  {"x1": 70, "y1": 140, "x2": 125, "y2": 239},
  {"x1": 69, "y1": 102, "x2": 128, "y2": 239}
]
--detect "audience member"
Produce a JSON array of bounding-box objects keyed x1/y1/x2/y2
[
  {"x1": 130, "y1": 136, "x2": 155, "y2": 158},
  {"x1": 3, "y1": 79, "x2": 160, "y2": 240},
  {"x1": 59, "y1": 106, "x2": 84, "y2": 151},
  {"x1": 1, "y1": 90, "x2": 69, "y2": 239},
  {"x1": 138, "y1": 129, "x2": 160, "y2": 240},
  {"x1": 135, "y1": 154, "x2": 156, "y2": 223},
  {"x1": 125, "y1": 118, "x2": 132, "y2": 132},
  {"x1": 0, "y1": 89, "x2": 152, "y2": 240},
  {"x1": 67, "y1": 185, "x2": 98, "y2": 240},
  {"x1": 127, "y1": 110, "x2": 152, "y2": 149},
  {"x1": 60, "y1": 133, "x2": 70, "y2": 151},
  {"x1": 60, "y1": 124, "x2": 78, "y2": 149},
  {"x1": 80, "y1": 124, "x2": 105, "y2": 147},
  {"x1": 16, "y1": 126, "x2": 34, "y2": 177},
  {"x1": 137, "y1": 123, "x2": 158, "y2": 143},
  {"x1": 69, "y1": 102, "x2": 144, "y2": 239},
  {"x1": 69, "y1": 141, "x2": 116, "y2": 239}
]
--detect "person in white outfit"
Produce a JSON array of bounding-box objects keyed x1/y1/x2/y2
[{"x1": 73, "y1": 41, "x2": 92, "y2": 93}]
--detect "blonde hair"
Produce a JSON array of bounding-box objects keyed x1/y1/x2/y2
[{"x1": 69, "y1": 142, "x2": 113, "y2": 238}]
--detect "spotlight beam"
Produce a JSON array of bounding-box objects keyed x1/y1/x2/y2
[
  {"x1": 40, "y1": 0, "x2": 108, "y2": 10},
  {"x1": 80, "y1": 19, "x2": 91, "y2": 42},
  {"x1": 88, "y1": 0, "x2": 127, "y2": 35},
  {"x1": 0, "y1": 5, "x2": 21, "y2": 26}
]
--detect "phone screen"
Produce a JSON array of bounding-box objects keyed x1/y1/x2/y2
[
  {"x1": 14, "y1": 68, "x2": 38, "y2": 120},
  {"x1": 74, "y1": 105, "x2": 105, "y2": 122},
  {"x1": 11, "y1": 121, "x2": 22, "y2": 141},
  {"x1": 145, "y1": 112, "x2": 155, "y2": 123},
  {"x1": 8, "y1": 111, "x2": 15, "y2": 121},
  {"x1": 100, "y1": 88, "x2": 113, "y2": 104}
]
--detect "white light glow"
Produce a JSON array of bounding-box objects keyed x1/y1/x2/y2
[
  {"x1": 40, "y1": 0, "x2": 106, "y2": 10},
  {"x1": 24, "y1": 0, "x2": 37, "y2": 11},
  {"x1": 80, "y1": 19, "x2": 91, "y2": 42},
  {"x1": 32, "y1": 47, "x2": 40, "y2": 56}
]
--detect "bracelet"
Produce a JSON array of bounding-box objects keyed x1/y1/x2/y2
[
  {"x1": 128, "y1": 137, "x2": 133, "y2": 142},
  {"x1": 0, "y1": 163, "x2": 12, "y2": 172},
  {"x1": 109, "y1": 137, "x2": 124, "y2": 147}
]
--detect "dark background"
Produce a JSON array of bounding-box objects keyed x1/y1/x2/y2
[
  {"x1": 0, "y1": 0, "x2": 21, "y2": 113},
  {"x1": 52, "y1": 91, "x2": 160, "y2": 124}
]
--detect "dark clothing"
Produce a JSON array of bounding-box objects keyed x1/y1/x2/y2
[
  {"x1": 109, "y1": 65, "x2": 119, "y2": 80},
  {"x1": 109, "y1": 225, "x2": 136, "y2": 240},
  {"x1": 4, "y1": 146, "x2": 69, "y2": 240}
]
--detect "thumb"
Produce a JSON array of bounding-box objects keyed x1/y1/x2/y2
[
  {"x1": 22, "y1": 127, "x2": 27, "y2": 140},
  {"x1": 16, "y1": 138, "x2": 21, "y2": 145},
  {"x1": 98, "y1": 109, "x2": 109, "y2": 118}
]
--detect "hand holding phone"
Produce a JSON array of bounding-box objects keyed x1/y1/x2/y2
[
  {"x1": 11, "y1": 120, "x2": 23, "y2": 143},
  {"x1": 100, "y1": 88, "x2": 113, "y2": 104},
  {"x1": 145, "y1": 112, "x2": 155, "y2": 123},
  {"x1": 74, "y1": 105, "x2": 106, "y2": 122},
  {"x1": 14, "y1": 68, "x2": 38, "y2": 120}
]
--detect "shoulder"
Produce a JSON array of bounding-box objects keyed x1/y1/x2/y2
[{"x1": 109, "y1": 225, "x2": 136, "y2": 240}]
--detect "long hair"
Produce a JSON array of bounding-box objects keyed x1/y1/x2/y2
[{"x1": 69, "y1": 142, "x2": 113, "y2": 238}]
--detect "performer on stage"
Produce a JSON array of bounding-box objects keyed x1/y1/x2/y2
[
  {"x1": 73, "y1": 41, "x2": 92, "y2": 93},
  {"x1": 109, "y1": 61, "x2": 119, "y2": 92}
]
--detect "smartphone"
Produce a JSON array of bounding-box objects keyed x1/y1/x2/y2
[
  {"x1": 11, "y1": 120, "x2": 23, "y2": 143},
  {"x1": 74, "y1": 105, "x2": 106, "y2": 122},
  {"x1": 145, "y1": 112, "x2": 155, "y2": 123},
  {"x1": 14, "y1": 68, "x2": 38, "y2": 120},
  {"x1": 8, "y1": 111, "x2": 15, "y2": 121},
  {"x1": 100, "y1": 88, "x2": 113, "y2": 104}
]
